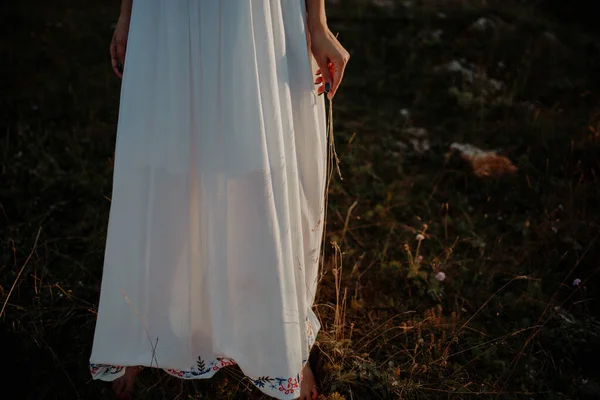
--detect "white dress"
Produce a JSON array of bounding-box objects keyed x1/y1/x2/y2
[{"x1": 89, "y1": 1, "x2": 327, "y2": 399}]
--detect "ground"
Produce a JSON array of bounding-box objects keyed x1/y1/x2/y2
[{"x1": 2, "y1": 0, "x2": 600, "y2": 399}]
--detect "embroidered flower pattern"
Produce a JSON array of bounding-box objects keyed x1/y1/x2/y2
[
  {"x1": 90, "y1": 315, "x2": 318, "y2": 398},
  {"x1": 91, "y1": 356, "x2": 306, "y2": 398},
  {"x1": 89, "y1": 364, "x2": 124, "y2": 377}
]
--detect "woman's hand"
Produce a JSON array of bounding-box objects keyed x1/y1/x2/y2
[
  {"x1": 310, "y1": 27, "x2": 350, "y2": 99},
  {"x1": 110, "y1": 14, "x2": 131, "y2": 79}
]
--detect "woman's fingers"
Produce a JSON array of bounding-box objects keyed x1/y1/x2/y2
[
  {"x1": 116, "y1": 38, "x2": 126, "y2": 78},
  {"x1": 316, "y1": 58, "x2": 333, "y2": 94},
  {"x1": 110, "y1": 35, "x2": 121, "y2": 78},
  {"x1": 116, "y1": 38, "x2": 126, "y2": 67},
  {"x1": 316, "y1": 56, "x2": 348, "y2": 99},
  {"x1": 329, "y1": 52, "x2": 349, "y2": 99},
  {"x1": 110, "y1": 31, "x2": 127, "y2": 79}
]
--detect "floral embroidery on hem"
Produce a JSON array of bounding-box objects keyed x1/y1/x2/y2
[
  {"x1": 90, "y1": 315, "x2": 318, "y2": 398},
  {"x1": 90, "y1": 356, "x2": 306, "y2": 398}
]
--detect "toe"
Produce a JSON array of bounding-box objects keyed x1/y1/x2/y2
[
  {"x1": 112, "y1": 378, "x2": 125, "y2": 397},
  {"x1": 123, "y1": 376, "x2": 135, "y2": 396}
]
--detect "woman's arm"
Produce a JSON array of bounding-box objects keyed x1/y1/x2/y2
[
  {"x1": 121, "y1": 0, "x2": 133, "y2": 16},
  {"x1": 305, "y1": 0, "x2": 349, "y2": 99},
  {"x1": 110, "y1": 0, "x2": 133, "y2": 78},
  {"x1": 305, "y1": 0, "x2": 327, "y2": 33}
]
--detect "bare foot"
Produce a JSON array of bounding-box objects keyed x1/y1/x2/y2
[
  {"x1": 299, "y1": 363, "x2": 318, "y2": 400},
  {"x1": 111, "y1": 366, "x2": 140, "y2": 399}
]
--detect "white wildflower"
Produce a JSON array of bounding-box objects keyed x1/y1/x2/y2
[
  {"x1": 435, "y1": 272, "x2": 446, "y2": 282},
  {"x1": 416, "y1": 233, "x2": 425, "y2": 241},
  {"x1": 573, "y1": 278, "x2": 582, "y2": 287},
  {"x1": 450, "y1": 143, "x2": 488, "y2": 158},
  {"x1": 471, "y1": 17, "x2": 495, "y2": 31}
]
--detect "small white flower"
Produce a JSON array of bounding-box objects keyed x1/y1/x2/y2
[
  {"x1": 471, "y1": 17, "x2": 495, "y2": 31},
  {"x1": 421, "y1": 140, "x2": 431, "y2": 152},
  {"x1": 573, "y1": 278, "x2": 582, "y2": 287},
  {"x1": 416, "y1": 233, "x2": 425, "y2": 241},
  {"x1": 435, "y1": 272, "x2": 446, "y2": 282}
]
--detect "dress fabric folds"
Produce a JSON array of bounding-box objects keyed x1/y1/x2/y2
[{"x1": 89, "y1": 1, "x2": 327, "y2": 399}]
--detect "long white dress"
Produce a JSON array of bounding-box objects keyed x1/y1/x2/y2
[{"x1": 89, "y1": 1, "x2": 327, "y2": 399}]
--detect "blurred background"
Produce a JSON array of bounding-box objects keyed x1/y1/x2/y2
[{"x1": 2, "y1": 0, "x2": 600, "y2": 399}]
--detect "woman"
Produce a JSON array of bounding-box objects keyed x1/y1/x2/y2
[{"x1": 89, "y1": 1, "x2": 349, "y2": 399}]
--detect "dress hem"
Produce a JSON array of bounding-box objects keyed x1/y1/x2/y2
[{"x1": 89, "y1": 314, "x2": 320, "y2": 400}]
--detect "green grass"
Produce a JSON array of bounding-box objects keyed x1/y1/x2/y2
[{"x1": 2, "y1": 0, "x2": 600, "y2": 399}]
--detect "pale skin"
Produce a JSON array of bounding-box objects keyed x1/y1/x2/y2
[{"x1": 108, "y1": 1, "x2": 348, "y2": 399}]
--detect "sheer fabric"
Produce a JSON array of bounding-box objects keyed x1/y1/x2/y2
[{"x1": 89, "y1": 1, "x2": 327, "y2": 398}]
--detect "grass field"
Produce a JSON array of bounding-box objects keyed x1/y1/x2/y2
[{"x1": 2, "y1": 1, "x2": 600, "y2": 399}]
